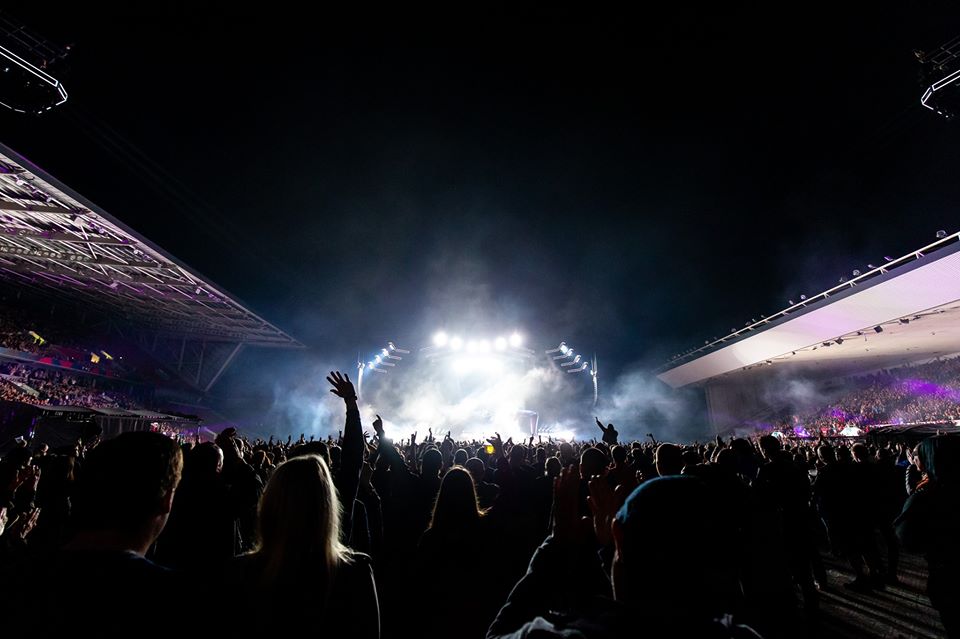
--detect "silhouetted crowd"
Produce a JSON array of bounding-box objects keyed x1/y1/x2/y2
[
  {"x1": 0, "y1": 361, "x2": 140, "y2": 409},
  {"x1": 777, "y1": 357, "x2": 960, "y2": 435},
  {"x1": 1, "y1": 371, "x2": 959, "y2": 638}
]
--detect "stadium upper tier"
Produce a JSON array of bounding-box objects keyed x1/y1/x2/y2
[
  {"x1": 0, "y1": 142, "x2": 301, "y2": 347},
  {"x1": 658, "y1": 235, "x2": 960, "y2": 388}
]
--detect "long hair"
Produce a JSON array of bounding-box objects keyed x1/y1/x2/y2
[
  {"x1": 254, "y1": 454, "x2": 352, "y2": 591},
  {"x1": 428, "y1": 466, "x2": 485, "y2": 531}
]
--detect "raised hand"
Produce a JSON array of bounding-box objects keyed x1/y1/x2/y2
[
  {"x1": 596, "y1": 416, "x2": 606, "y2": 431},
  {"x1": 587, "y1": 473, "x2": 617, "y2": 547},
  {"x1": 373, "y1": 414, "x2": 384, "y2": 437},
  {"x1": 552, "y1": 465, "x2": 588, "y2": 543},
  {"x1": 326, "y1": 370, "x2": 357, "y2": 401},
  {"x1": 8, "y1": 506, "x2": 40, "y2": 541}
]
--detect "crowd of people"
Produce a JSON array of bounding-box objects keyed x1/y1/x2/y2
[
  {"x1": 776, "y1": 356, "x2": 960, "y2": 435},
  {"x1": 0, "y1": 370, "x2": 958, "y2": 638},
  {"x1": 0, "y1": 361, "x2": 142, "y2": 410}
]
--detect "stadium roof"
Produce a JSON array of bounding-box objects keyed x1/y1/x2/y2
[
  {"x1": 0, "y1": 142, "x2": 301, "y2": 347},
  {"x1": 658, "y1": 234, "x2": 960, "y2": 388}
]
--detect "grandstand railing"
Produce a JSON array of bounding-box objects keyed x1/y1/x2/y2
[{"x1": 659, "y1": 231, "x2": 960, "y2": 372}]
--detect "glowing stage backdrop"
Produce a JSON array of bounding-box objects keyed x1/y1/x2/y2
[{"x1": 354, "y1": 331, "x2": 596, "y2": 442}]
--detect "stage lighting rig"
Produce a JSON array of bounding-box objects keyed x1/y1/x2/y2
[
  {"x1": 546, "y1": 341, "x2": 599, "y2": 405},
  {"x1": 357, "y1": 340, "x2": 407, "y2": 399},
  {"x1": 0, "y1": 13, "x2": 69, "y2": 114},
  {"x1": 425, "y1": 330, "x2": 532, "y2": 361},
  {"x1": 918, "y1": 35, "x2": 960, "y2": 119}
]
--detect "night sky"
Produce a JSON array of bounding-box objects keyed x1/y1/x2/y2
[{"x1": 3, "y1": 5, "x2": 960, "y2": 419}]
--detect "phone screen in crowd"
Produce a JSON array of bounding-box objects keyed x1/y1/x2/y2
[{"x1": 485, "y1": 444, "x2": 495, "y2": 454}]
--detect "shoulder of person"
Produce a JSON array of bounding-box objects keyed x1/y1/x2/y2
[{"x1": 343, "y1": 549, "x2": 373, "y2": 571}]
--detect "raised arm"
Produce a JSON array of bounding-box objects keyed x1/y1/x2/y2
[{"x1": 327, "y1": 371, "x2": 363, "y2": 541}]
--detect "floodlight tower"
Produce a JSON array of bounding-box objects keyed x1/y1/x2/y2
[
  {"x1": 918, "y1": 34, "x2": 960, "y2": 119},
  {"x1": 0, "y1": 13, "x2": 70, "y2": 114}
]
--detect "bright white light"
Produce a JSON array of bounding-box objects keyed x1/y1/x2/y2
[
  {"x1": 466, "y1": 340, "x2": 479, "y2": 354},
  {"x1": 375, "y1": 355, "x2": 382, "y2": 364},
  {"x1": 572, "y1": 355, "x2": 581, "y2": 364},
  {"x1": 559, "y1": 344, "x2": 569, "y2": 355},
  {"x1": 368, "y1": 361, "x2": 375, "y2": 367},
  {"x1": 433, "y1": 331, "x2": 449, "y2": 347},
  {"x1": 479, "y1": 340, "x2": 491, "y2": 353},
  {"x1": 509, "y1": 333, "x2": 523, "y2": 348},
  {"x1": 552, "y1": 430, "x2": 575, "y2": 442},
  {"x1": 382, "y1": 348, "x2": 389, "y2": 357},
  {"x1": 494, "y1": 337, "x2": 507, "y2": 351},
  {"x1": 452, "y1": 356, "x2": 504, "y2": 376},
  {"x1": 450, "y1": 336, "x2": 463, "y2": 351}
]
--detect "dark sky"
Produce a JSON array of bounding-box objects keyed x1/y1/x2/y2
[{"x1": 3, "y1": 4, "x2": 960, "y2": 406}]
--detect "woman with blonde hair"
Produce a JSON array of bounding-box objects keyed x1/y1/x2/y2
[{"x1": 226, "y1": 372, "x2": 378, "y2": 638}]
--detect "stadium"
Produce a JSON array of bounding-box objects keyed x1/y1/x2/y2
[
  {"x1": 658, "y1": 233, "x2": 960, "y2": 439},
  {"x1": 3, "y1": 10, "x2": 960, "y2": 639},
  {"x1": 0, "y1": 141, "x2": 302, "y2": 449}
]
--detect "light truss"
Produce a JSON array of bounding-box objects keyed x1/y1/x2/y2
[{"x1": 0, "y1": 142, "x2": 303, "y2": 352}]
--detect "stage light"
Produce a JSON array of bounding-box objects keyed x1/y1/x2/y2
[
  {"x1": 559, "y1": 344, "x2": 569, "y2": 355},
  {"x1": 853, "y1": 269, "x2": 861, "y2": 277},
  {"x1": 836, "y1": 337, "x2": 844, "y2": 345},
  {"x1": 479, "y1": 340, "x2": 491, "y2": 353},
  {"x1": 572, "y1": 354, "x2": 581, "y2": 364},
  {"x1": 450, "y1": 336, "x2": 463, "y2": 350},
  {"x1": 509, "y1": 333, "x2": 523, "y2": 348},
  {"x1": 494, "y1": 337, "x2": 507, "y2": 351},
  {"x1": 375, "y1": 355, "x2": 382, "y2": 364},
  {"x1": 433, "y1": 331, "x2": 449, "y2": 347},
  {"x1": 452, "y1": 356, "x2": 504, "y2": 376},
  {"x1": 874, "y1": 326, "x2": 883, "y2": 333},
  {"x1": 937, "y1": 229, "x2": 947, "y2": 238},
  {"x1": 381, "y1": 348, "x2": 389, "y2": 357},
  {"x1": 368, "y1": 361, "x2": 375, "y2": 367},
  {"x1": 899, "y1": 318, "x2": 910, "y2": 324},
  {"x1": 466, "y1": 340, "x2": 479, "y2": 354},
  {"x1": 800, "y1": 294, "x2": 807, "y2": 301}
]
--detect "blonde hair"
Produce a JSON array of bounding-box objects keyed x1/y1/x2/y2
[{"x1": 254, "y1": 454, "x2": 352, "y2": 590}]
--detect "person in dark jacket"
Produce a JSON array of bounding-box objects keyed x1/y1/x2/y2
[
  {"x1": 895, "y1": 435, "x2": 960, "y2": 638},
  {"x1": 486, "y1": 468, "x2": 759, "y2": 639},
  {"x1": 223, "y1": 371, "x2": 379, "y2": 638}
]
